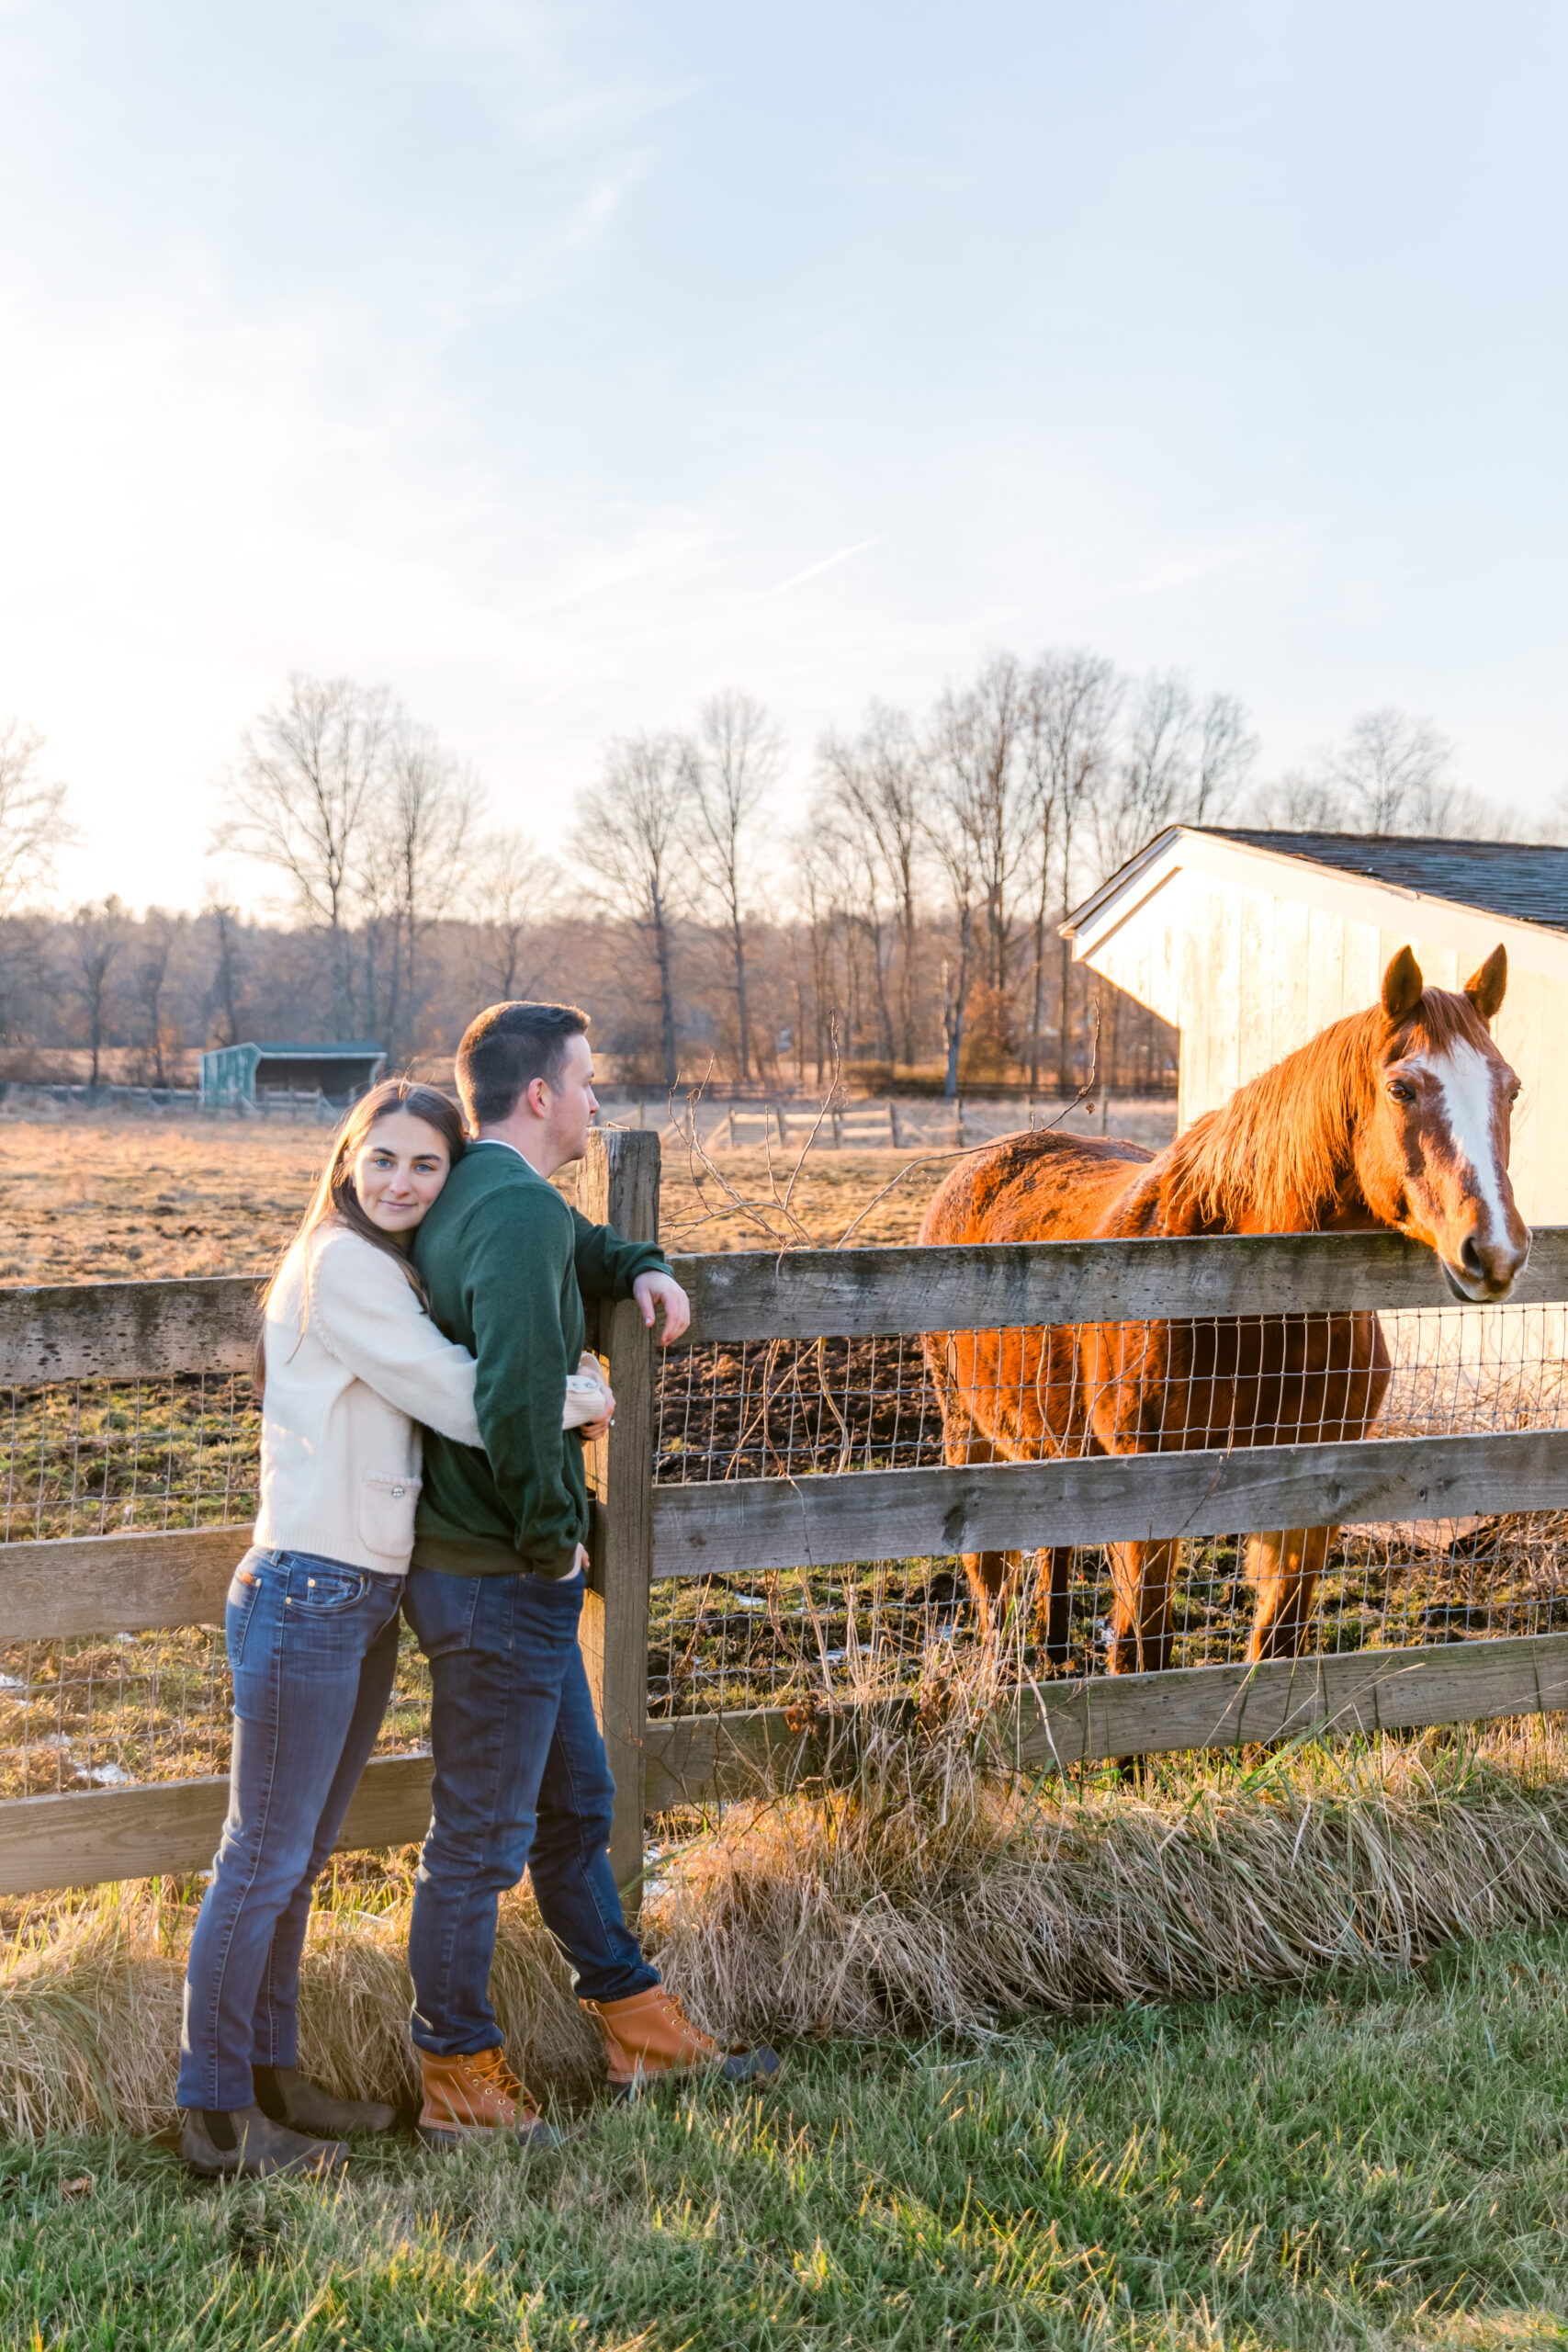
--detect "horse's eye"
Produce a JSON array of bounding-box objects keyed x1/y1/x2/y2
[{"x1": 1389, "y1": 1080, "x2": 1416, "y2": 1105}]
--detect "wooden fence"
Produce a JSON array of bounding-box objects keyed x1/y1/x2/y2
[{"x1": 4, "y1": 1128, "x2": 1568, "y2": 1900}]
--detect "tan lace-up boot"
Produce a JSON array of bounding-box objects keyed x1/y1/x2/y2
[
  {"x1": 417, "y1": 2045, "x2": 558, "y2": 2148},
  {"x1": 581, "y1": 1985, "x2": 780, "y2": 2098}
]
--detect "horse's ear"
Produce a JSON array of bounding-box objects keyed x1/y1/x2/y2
[
  {"x1": 1463, "y1": 943, "x2": 1507, "y2": 1021},
  {"x1": 1381, "y1": 945, "x2": 1424, "y2": 1023}
]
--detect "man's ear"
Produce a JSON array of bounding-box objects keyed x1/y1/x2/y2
[
  {"x1": 1381, "y1": 945, "x2": 1424, "y2": 1023},
  {"x1": 1463, "y1": 944, "x2": 1507, "y2": 1021},
  {"x1": 525, "y1": 1075, "x2": 551, "y2": 1118}
]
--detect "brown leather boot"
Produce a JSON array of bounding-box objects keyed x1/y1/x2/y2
[
  {"x1": 581, "y1": 1985, "x2": 781, "y2": 2098},
  {"x1": 417, "y1": 2046, "x2": 558, "y2": 2149}
]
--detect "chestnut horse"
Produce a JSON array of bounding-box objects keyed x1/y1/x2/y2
[{"x1": 919, "y1": 945, "x2": 1529, "y2": 1672}]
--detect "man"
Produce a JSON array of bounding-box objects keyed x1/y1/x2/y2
[{"x1": 404, "y1": 1000, "x2": 774, "y2": 2143}]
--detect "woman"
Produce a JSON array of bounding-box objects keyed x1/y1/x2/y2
[{"x1": 176, "y1": 1080, "x2": 493, "y2": 2177}]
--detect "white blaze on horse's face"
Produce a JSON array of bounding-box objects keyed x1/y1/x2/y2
[{"x1": 1371, "y1": 943, "x2": 1529, "y2": 1304}]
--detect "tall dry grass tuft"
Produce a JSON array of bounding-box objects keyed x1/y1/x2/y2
[
  {"x1": 643, "y1": 1634, "x2": 1568, "y2": 2045},
  {"x1": 0, "y1": 1868, "x2": 603, "y2": 2141},
  {"x1": 11, "y1": 1638, "x2": 1568, "y2": 2141}
]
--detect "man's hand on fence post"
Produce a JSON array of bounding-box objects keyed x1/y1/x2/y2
[{"x1": 633, "y1": 1270, "x2": 690, "y2": 1345}]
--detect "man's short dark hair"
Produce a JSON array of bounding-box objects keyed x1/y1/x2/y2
[{"x1": 456, "y1": 1001, "x2": 590, "y2": 1126}]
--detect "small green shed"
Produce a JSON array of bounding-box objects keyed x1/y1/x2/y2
[{"x1": 199, "y1": 1042, "x2": 387, "y2": 1109}]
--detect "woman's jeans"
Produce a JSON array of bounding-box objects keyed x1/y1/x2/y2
[
  {"x1": 177, "y1": 1547, "x2": 402, "y2": 2111},
  {"x1": 402, "y1": 1565, "x2": 657, "y2": 2057}
]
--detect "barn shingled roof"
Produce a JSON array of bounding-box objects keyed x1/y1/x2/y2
[{"x1": 1204, "y1": 831, "x2": 1568, "y2": 935}]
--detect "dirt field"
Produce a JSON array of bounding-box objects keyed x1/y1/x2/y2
[{"x1": 0, "y1": 1118, "x2": 1006, "y2": 1282}]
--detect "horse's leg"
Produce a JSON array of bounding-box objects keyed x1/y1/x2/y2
[
  {"x1": 1034, "y1": 1547, "x2": 1075, "y2": 1668},
  {"x1": 1245, "y1": 1524, "x2": 1336, "y2": 1660},
  {"x1": 939, "y1": 1399, "x2": 1014, "y2": 1632},
  {"x1": 1106, "y1": 1538, "x2": 1179, "y2": 1675}
]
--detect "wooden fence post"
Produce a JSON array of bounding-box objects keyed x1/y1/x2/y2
[{"x1": 578, "y1": 1127, "x2": 660, "y2": 1913}]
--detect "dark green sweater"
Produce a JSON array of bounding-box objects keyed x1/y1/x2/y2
[{"x1": 410, "y1": 1143, "x2": 667, "y2": 1577}]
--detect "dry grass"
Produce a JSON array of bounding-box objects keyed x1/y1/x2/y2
[
  {"x1": 0, "y1": 1863, "x2": 603, "y2": 2141},
  {"x1": 655, "y1": 1707, "x2": 1568, "y2": 2047},
  {"x1": 9, "y1": 1712, "x2": 1568, "y2": 2143}
]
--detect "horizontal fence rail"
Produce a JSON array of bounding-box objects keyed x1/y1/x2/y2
[
  {"x1": 649, "y1": 1430, "x2": 1568, "y2": 1578},
  {"x1": 672, "y1": 1229, "x2": 1568, "y2": 1341},
  {"x1": 7, "y1": 1632, "x2": 1568, "y2": 1897},
  {"x1": 5, "y1": 1210, "x2": 1568, "y2": 1895},
  {"x1": 0, "y1": 1277, "x2": 256, "y2": 1383},
  {"x1": 11, "y1": 1224, "x2": 1568, "y2": 1380}
]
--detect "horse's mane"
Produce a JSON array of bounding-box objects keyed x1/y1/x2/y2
[{"x1": 1167, "y1": 987, "x2": 1490, "y2": 1232}]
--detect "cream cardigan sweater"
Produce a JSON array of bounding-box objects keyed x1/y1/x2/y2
[{"x1": 254, "y1": 1224, "x2": 483, "y2": 1575}]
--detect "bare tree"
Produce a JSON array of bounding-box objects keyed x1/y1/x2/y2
[
  {"x1": 1247, "y1": 769, "x2": 1351, "y2": 829},
  {"x1": 466, "y1": 831, "x2": 559, "y2": 1006},
  {"x1": 1322, "y1": 708, "x2": 1454, "y2": 832},
  {"x1": 72, "y1": 898, "x2": 125, "y2": 1086},
  {"x1": 214, "y1": 675, "x2": 390, "y2": 1035},
  {"x1": 574, "y1": 734, "x2": 689, "y2": 1091},
  {"x1": 919, "y1": 709, "x2": 993, "y2": 1102},
  {"x1": 1251, "y1": 713, "x2": 1503, "y2": 838},
  {"x1": 1022, "y1": 650, "x2": 1119, "y2": 1091},
  {"x1": 1193, "y1": 692, "x2": 1259, "y2": 822},
  {"x1": 0, "y1": 721, "x2": 76, "y2": 914},
  {"x1": 788, "y1": 824, "x2": 848, "y2": 1087},
  {"x1": 1093, "y1": 673, "x2": 1259, "y2": 878},
  {"x1": 134, "y1": 910, "x2": 174, "y2": 1084},
  {"x1": 203, "y1": 889, "x2": 245, "y2": 1046},
  {"x1": 816, "y1": 702, "x2": 926, "y2": 1069},
  {"x1": 813, "y1": 763, "x2": 895, "y2": 1065},
  {"x1": 927, "y1": 656, "x2": 1031, "y2": 1001},
  {"x1": 369, "y1": 720, "x2": 479, "y2": 1058},
  {"x1": 682, "y1": 690, "x2": 780, "y2": 1081},
  {"x1": 1092, "y1": 672, "x2": 1190, "y2": 881}
]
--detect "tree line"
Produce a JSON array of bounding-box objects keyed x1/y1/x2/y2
[{"x1": 0, "y1": 662, "x2": 1519, "y2": 1096}]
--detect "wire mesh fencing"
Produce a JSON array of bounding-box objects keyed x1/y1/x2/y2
[
  {"x1": 648, "y1": 1301, "x2": 1568, "y2": 1720},
  {"x1": 4, "y1": 1293, "x2": 1567, "y2": 1795},
  {"x1": 0, "y1": 1374, "x2": 432, "y2": 1801}
]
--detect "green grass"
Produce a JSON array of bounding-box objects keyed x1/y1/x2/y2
[{"x1": 9, "y1": 1928, "x2": 1568, "y2": 2349}]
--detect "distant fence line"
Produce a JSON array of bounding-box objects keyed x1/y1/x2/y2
[{"x1": 0, "y1": 1084, "x2": 1180, "y2": 1153}]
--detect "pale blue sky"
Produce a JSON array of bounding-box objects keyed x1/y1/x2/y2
[{"x1": 3, "y1": 0, "x2": 1564, "y2": 908}]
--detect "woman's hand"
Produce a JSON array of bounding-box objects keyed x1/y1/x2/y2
[{"x1": 578, "y1": 1363, "x2": 615, "y2": 1441}]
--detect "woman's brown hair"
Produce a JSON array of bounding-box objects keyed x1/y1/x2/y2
[{"x1": 254, "y1": 1079, "x2": 467, "y2": 1388}]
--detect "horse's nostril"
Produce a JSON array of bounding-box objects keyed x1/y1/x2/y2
[{"x1": 1460, "y1": 1236, "x2": 1485, "y2": 1278}]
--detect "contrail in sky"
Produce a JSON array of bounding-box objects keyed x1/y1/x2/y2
[{"x1": 767, "y1": 535, "x2": 885, "y2": 594}]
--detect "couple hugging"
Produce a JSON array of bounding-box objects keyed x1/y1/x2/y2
[{"x1": 177, "y1": 1000, "x2": 774, "y2": 2178}]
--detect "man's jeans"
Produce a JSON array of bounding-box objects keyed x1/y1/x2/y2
[
  {"x1": 402, "y1": 1565, "x2": 657, "y2": 2056},
  {"x1": 177, "y1": 1547, "x2": 402, "y2": 2111}
]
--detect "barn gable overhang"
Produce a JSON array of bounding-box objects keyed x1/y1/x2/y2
[{"x1": 1063, "y1": 828, "x2": 1568, "y2": 989}]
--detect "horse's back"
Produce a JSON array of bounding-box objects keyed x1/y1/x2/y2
[{"x1": 919, "y1": 1127, "x2": 1156, "y2": 1247}]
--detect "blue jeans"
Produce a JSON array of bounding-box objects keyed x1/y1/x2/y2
[
  {"x1": 176, "y1": 1547, "x2": 402, "y2": 2110},
  {"x1": 402, "y1": 1566, "x2": 657, "y2": 2056}
]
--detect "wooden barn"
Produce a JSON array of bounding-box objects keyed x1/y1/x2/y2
[{"x1": 1063, "y1": 830, "x2": 1568, "y2": 1222}]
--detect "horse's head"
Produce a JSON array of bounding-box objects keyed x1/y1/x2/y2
[{"x1": 1354, "y1": 944, "x2": 1529, "y2": 1303}]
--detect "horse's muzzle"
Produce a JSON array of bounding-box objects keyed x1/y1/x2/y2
[{"x1": 1438, "y1": 1243, "x2": 1528, "y2": 1304}]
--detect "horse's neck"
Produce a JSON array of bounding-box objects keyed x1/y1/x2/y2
[{"x1": 1141, "y1": 1105, "x2": 1381, "y2": 1239}]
